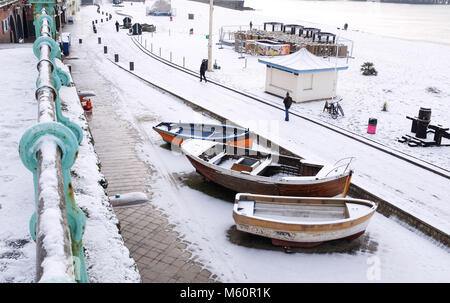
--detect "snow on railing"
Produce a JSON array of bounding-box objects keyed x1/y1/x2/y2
[{"x1": 18, "y1": 8, "x2": 88, "y2": 283}]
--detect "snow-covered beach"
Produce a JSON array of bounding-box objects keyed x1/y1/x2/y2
[
  {"x1": 109, "y1": 0, "x2": 450, "y2": 169},
  {"x1": 1, "y1": 0, "x2": 449, "y2": 283}
]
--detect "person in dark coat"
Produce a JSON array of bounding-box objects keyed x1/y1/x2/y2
[
  {"x1": 283, "y1": 92, "x2": 293, "y2": 121},
  {"x1": 200, "y1": 59, "x2": 208, "y2": 83},
  {"x1": 249, "y1": 21, "x2": 253, "y2": 30},
  {"x1": 115, "y1": 20, "x2": 120, "y2": 32}
]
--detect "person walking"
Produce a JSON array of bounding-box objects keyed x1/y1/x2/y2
[
  {"x1": 249, "y1": 21, "x2": 253, "y2": 30},
  {"x1": 115, "y1": 20, "x2": 120, "y2": 32},
  {"x1": 200, "y1": 59, "x2": 208, "y2": 83},
  {"x1": 283, "y1": 92, "x2": 293, "y2": 121}
]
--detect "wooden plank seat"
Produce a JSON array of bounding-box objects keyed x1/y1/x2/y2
[{"x1": 208, "y1": 151, "x2": 227, "y2": 164}]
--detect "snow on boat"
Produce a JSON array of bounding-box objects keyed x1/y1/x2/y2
[
  {"x1": 182, "y1": 140, "x2": 354, "y2": 197},
  {"x1": 233, "y1": 193, "x2": 377, "y2": 247},
  {"x1": 153, "y1": 122, "x2": 253, "y2": 147}
]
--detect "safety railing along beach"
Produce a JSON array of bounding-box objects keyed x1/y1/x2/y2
[{"x1": 18, "y1": 8, "x2": 88, "y2": 283}]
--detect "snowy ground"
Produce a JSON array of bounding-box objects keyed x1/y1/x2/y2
[
  {"x1": 107, "y1": 0, "x2": 450, "y2": 170},
  {"x1": 0, "y1": 47, "x2": 37, "y2": 282},
  {"x1": 62, "y1": 2, "x2": 450, "y2": 282},
  {"x1": 0, "y1": 46, "x2": 140, "y2": 282}
]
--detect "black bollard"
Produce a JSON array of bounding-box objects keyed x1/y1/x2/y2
[
  {"x1": 222, "y1": 126, "x2": 227, "y2": 151},
  {"x1": 79, "y1": 38, "x2": 82, "y2": 44},
  {"x1": 95, "y1": 20, "x2": 98, "y2": 24},
  {"x1": 233, "y1": 128, "x2": 238, "y2": 155},
  {"x1": 98, "y1": 37, "x2": 101, "y2": 44},
  {"x1": 104, "y1": 46, "x2": 107, "y2": 54},
  {"x1": 92, "y1": 21, "x2": 94, "y2": 25},
  {"x1": 101, "y1": 19, "x2": 103, "y2": 23},
  {"x1": 222, "y1": 126, "x2": 227, "y2": 145},
  {"x1": 115, "y1": 54, "x2": 119, "y2": 62},
  {"x1": 130, "y1": 62, "x2": 134, "y2": 71}
]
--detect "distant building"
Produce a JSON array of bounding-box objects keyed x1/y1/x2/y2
[
  {"x1": 1, "y1": 0, "x2": 79, "y2": 43},
  {"x1": 0, "y1": 0, "x2": 35, "y2": 43},
  {"x1": 147, "y1": 0, "x2": 172, "y2": 16}
]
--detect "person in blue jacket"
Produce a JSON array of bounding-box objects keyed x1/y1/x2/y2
[{"x1": 200, "y1": 59, "x2": 208, "y2": 83}]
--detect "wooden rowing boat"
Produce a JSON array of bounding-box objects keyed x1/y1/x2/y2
[
  {"x1": 233, "y1": 193, "x2": 377, "y2": 247},
  {"x1": 182, "y1": 140, "x2": 354, "y2": 197},
  {"x1": 153, "y1": 122, "x2": 252, "y2": 147}
]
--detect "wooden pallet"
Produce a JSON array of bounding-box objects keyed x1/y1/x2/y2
[{"x1": 398, "y1": 134, "x2": 450, "y2": 147}]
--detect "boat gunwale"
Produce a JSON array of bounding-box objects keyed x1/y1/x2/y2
[
  {"x1": 184, "y1": 145, "x2": 352, "y2": 184},
  {"x1": 153, "y1": 122, "x2": 250, "y2": 141},
  {"x1": 233, "y1": 193, "x2": 377, "y2": 230}
]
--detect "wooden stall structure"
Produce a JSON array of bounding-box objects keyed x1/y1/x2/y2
[{"x1": 233, "y1": 28, "x2": 349, "y2": 57}]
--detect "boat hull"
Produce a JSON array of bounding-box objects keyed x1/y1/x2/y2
[
  {"x1": 270, "y1": 230, "x2": 366, "y2": 248},
  {"x1": 234, "y1": 218, "x2": 371, "y2": 245},
  {"x1": 186, "y1": 154, "x2": 349, "y2": 197}
]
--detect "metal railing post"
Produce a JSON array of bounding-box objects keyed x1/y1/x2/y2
[{"x1": 19, "y1": 8, "x2": 88, "y2": 283}]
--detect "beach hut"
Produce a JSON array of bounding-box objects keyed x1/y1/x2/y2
[
  {"x1": 147, "y1": 0, "x2": 172, "y2": 16},
  {"x1": 258, "y1": 48, "x2": 348, "y2": 103},
  {"x1": 263, "y1": 22, "x2": 284, "y2": 32},
  {"x1": 123, "y1": 17, "x2": 132, "y2": 28}
]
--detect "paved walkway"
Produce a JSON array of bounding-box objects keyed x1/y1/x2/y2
[{"x1": 68, "y1": 24, "x2": 215, "y2": 283}]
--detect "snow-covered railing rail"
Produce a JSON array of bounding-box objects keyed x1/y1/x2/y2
[{"x1": 18, "y1": 8, "x2": 88, "y2": 283}]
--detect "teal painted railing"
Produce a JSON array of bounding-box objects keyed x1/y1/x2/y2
[{"x1": 18, "y1": 8, "x2": 88, "y2": 283}]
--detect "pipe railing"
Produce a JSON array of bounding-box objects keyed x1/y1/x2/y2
[{"x1": 19, "y1": 8, "x2": 88, "y2": 283}]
